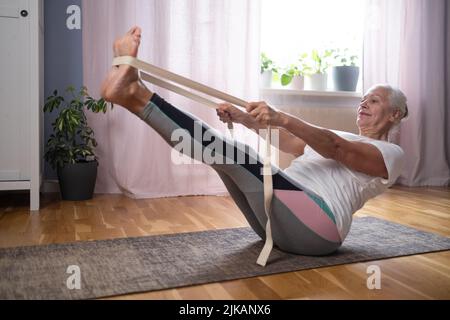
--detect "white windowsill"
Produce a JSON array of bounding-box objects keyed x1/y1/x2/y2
[
  {"x1": 260, "y1": 88, "x2": 362, "y2": 98},
  {"x1": 260, "y1": 87, "x2": 362, "y2": 109}
]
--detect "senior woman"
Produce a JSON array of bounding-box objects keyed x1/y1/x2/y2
[
  {"x1": 217, "y1": 84, "x2": 408, "y2": 247},
  {"x1": 101, "y1": 27, "x2": 408, "y2": 256}
]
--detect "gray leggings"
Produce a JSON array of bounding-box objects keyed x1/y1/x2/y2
[{"x1": 136, "y1": 94, "x2": 342, "y2": 255}]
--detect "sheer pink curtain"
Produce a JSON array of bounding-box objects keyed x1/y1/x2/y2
[
  {"x1": 364, "y1": 0, "x2": 450, "y2": 186},
  {"x1": 82, "y1": 0, "x2": 261, "y2": 198}
]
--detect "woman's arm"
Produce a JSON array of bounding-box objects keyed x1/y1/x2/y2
[
  {"x1": 217, "y1": 104, "x2": 306, "y2": 157},
  {"x1": 241, "y1": 114, "x2": 306, "y2": 157},
  {"x1": 246, "y1": 102, "x2": 389, "y2": 179}
]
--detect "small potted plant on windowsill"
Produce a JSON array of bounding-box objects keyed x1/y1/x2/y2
[
  {"x1": 260, "y1": 53, "x2": 278, "y2": 88},
  {"x1": 43, "y1": 86, "x2": 111, "y2": 201},
  {"x1": 304, "y1": 49, "x2": 334, "y2": 91},
  {"x1": 280, "y1": 53, "x2": 309, "y2": 90},
  {"x1": 332, "y1": 48, "x2": 360, "y2": 92}
]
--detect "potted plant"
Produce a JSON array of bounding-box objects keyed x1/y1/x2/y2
[
  {"x1": 280, "y1": 53, "x2": 309, "y2": 90},
  {"x1": 260, "y1": 53, "x2": 278, "y2": 88},
  {"x1": 304, "y1": 49, "x2": 334, "y2": 91},
  {"x1": 43, "y1": 86, "x2": 111, "y2": 201},
  {"x1": 331, "y1": 48, "x2": 360, "y2": 91}
]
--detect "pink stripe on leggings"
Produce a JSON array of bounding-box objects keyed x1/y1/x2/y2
[{"x1": 274, "y1": 190, "x2": 341, "y2": 243}]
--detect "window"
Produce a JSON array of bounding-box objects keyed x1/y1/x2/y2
[{"x1": 261, "y1": 0, "x2": 365, "y2": 92}]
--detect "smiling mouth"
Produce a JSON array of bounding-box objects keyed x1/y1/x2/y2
[{"x1": 359, "y1": 112, "x2": 371, "y2": 117}]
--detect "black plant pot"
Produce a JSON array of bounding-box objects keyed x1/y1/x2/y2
[
  {"x1": 332, "y1": 66, "x2": 360, "y2": 91},
  {"x1": 57, "y1": 161, "x2": 98, "y2": 201}
]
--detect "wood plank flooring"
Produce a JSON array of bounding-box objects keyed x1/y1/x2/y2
[{"x1": 0, "y1": 186, "x2": 449, "y2": 299}]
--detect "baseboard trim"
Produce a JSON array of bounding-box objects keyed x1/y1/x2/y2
[{"x1": 41, "y1": 180, "x2": 231, "y2": 198}]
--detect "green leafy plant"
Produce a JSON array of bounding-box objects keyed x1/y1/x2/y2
[
  {"x1": 281, "y1": 53, "x2": 310, "y2": 86},
  {"x1": 43, "y1": 86, "x2": 111, "y2": 170},
  {"x1": 333, "y1": 48, "x2": 359, "y2": 66},
  {"x1": 281, "y1": 65, "x2": 301, "y2": 86},
  {"x1": 260, "y1": 53, "x2": 278, "y2": 74},
  {"x1": 306, "y1": 49, "x2": 334, "y2": 75}
]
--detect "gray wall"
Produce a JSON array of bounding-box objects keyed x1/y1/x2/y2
[{"x1": 44, "y1": 0, "x2": 83, "y2": 179}]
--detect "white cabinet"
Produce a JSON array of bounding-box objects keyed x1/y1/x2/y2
[{"x1": 0, "y1": 0, "x2": 44, "y2": 210}]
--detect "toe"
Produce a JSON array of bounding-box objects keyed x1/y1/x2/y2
[
  {"x1": 133, "y1": 26, "x2": 142, "y2": 37},
  {"x1": 133, "y1": 34, "x2": 141, "y2": 43},
  {"x1": 128, "y1": 26, "x2": 138, "y2": 34}
]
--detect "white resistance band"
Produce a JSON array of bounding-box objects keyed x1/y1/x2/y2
[{"x1": 113, "y1": 56, "x2": 274, "y2": 267}]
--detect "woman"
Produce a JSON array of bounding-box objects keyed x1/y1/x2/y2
[{"x1": 102, "y1": 27, "x2": 408, "y2": 255}]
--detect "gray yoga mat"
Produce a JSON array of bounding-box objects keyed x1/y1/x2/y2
[{"x1": 0, "y1": 217, "x2": 449, "y2": 300}]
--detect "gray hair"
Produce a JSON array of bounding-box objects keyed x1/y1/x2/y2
[
  {"x1": 370, "y1": 84, "x2": 409, "y2": 121},
  {"x1": 368, "y1": 84, "x2": 409, "y2": 143}
]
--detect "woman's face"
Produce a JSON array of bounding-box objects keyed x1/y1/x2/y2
[{"x1": 357, "y1": 87, "x2": 397, "y2": 133}]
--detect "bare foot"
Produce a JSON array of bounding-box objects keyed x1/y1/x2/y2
[
  {"x1": 113, "y1": 26, "x2": 142, "y2": 58},
  {"x1": 101, "y1": 26, "x2": 152, "y2": 114}
]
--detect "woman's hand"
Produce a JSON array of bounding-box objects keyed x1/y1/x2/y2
[
  {"x1": 216, "y1": 103, "x2": 248, "y2": 125},
  {"x1": 246, "y1": 102, "x2": 285, "y2": 127}
]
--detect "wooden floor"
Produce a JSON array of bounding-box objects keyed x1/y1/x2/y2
[{"x1": 0, "y1": 186, "x2": 449, "y2": 300}]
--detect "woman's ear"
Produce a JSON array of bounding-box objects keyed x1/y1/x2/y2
[{"x1": 390, "y1": 108, "x2": 403, "y2": 124}]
